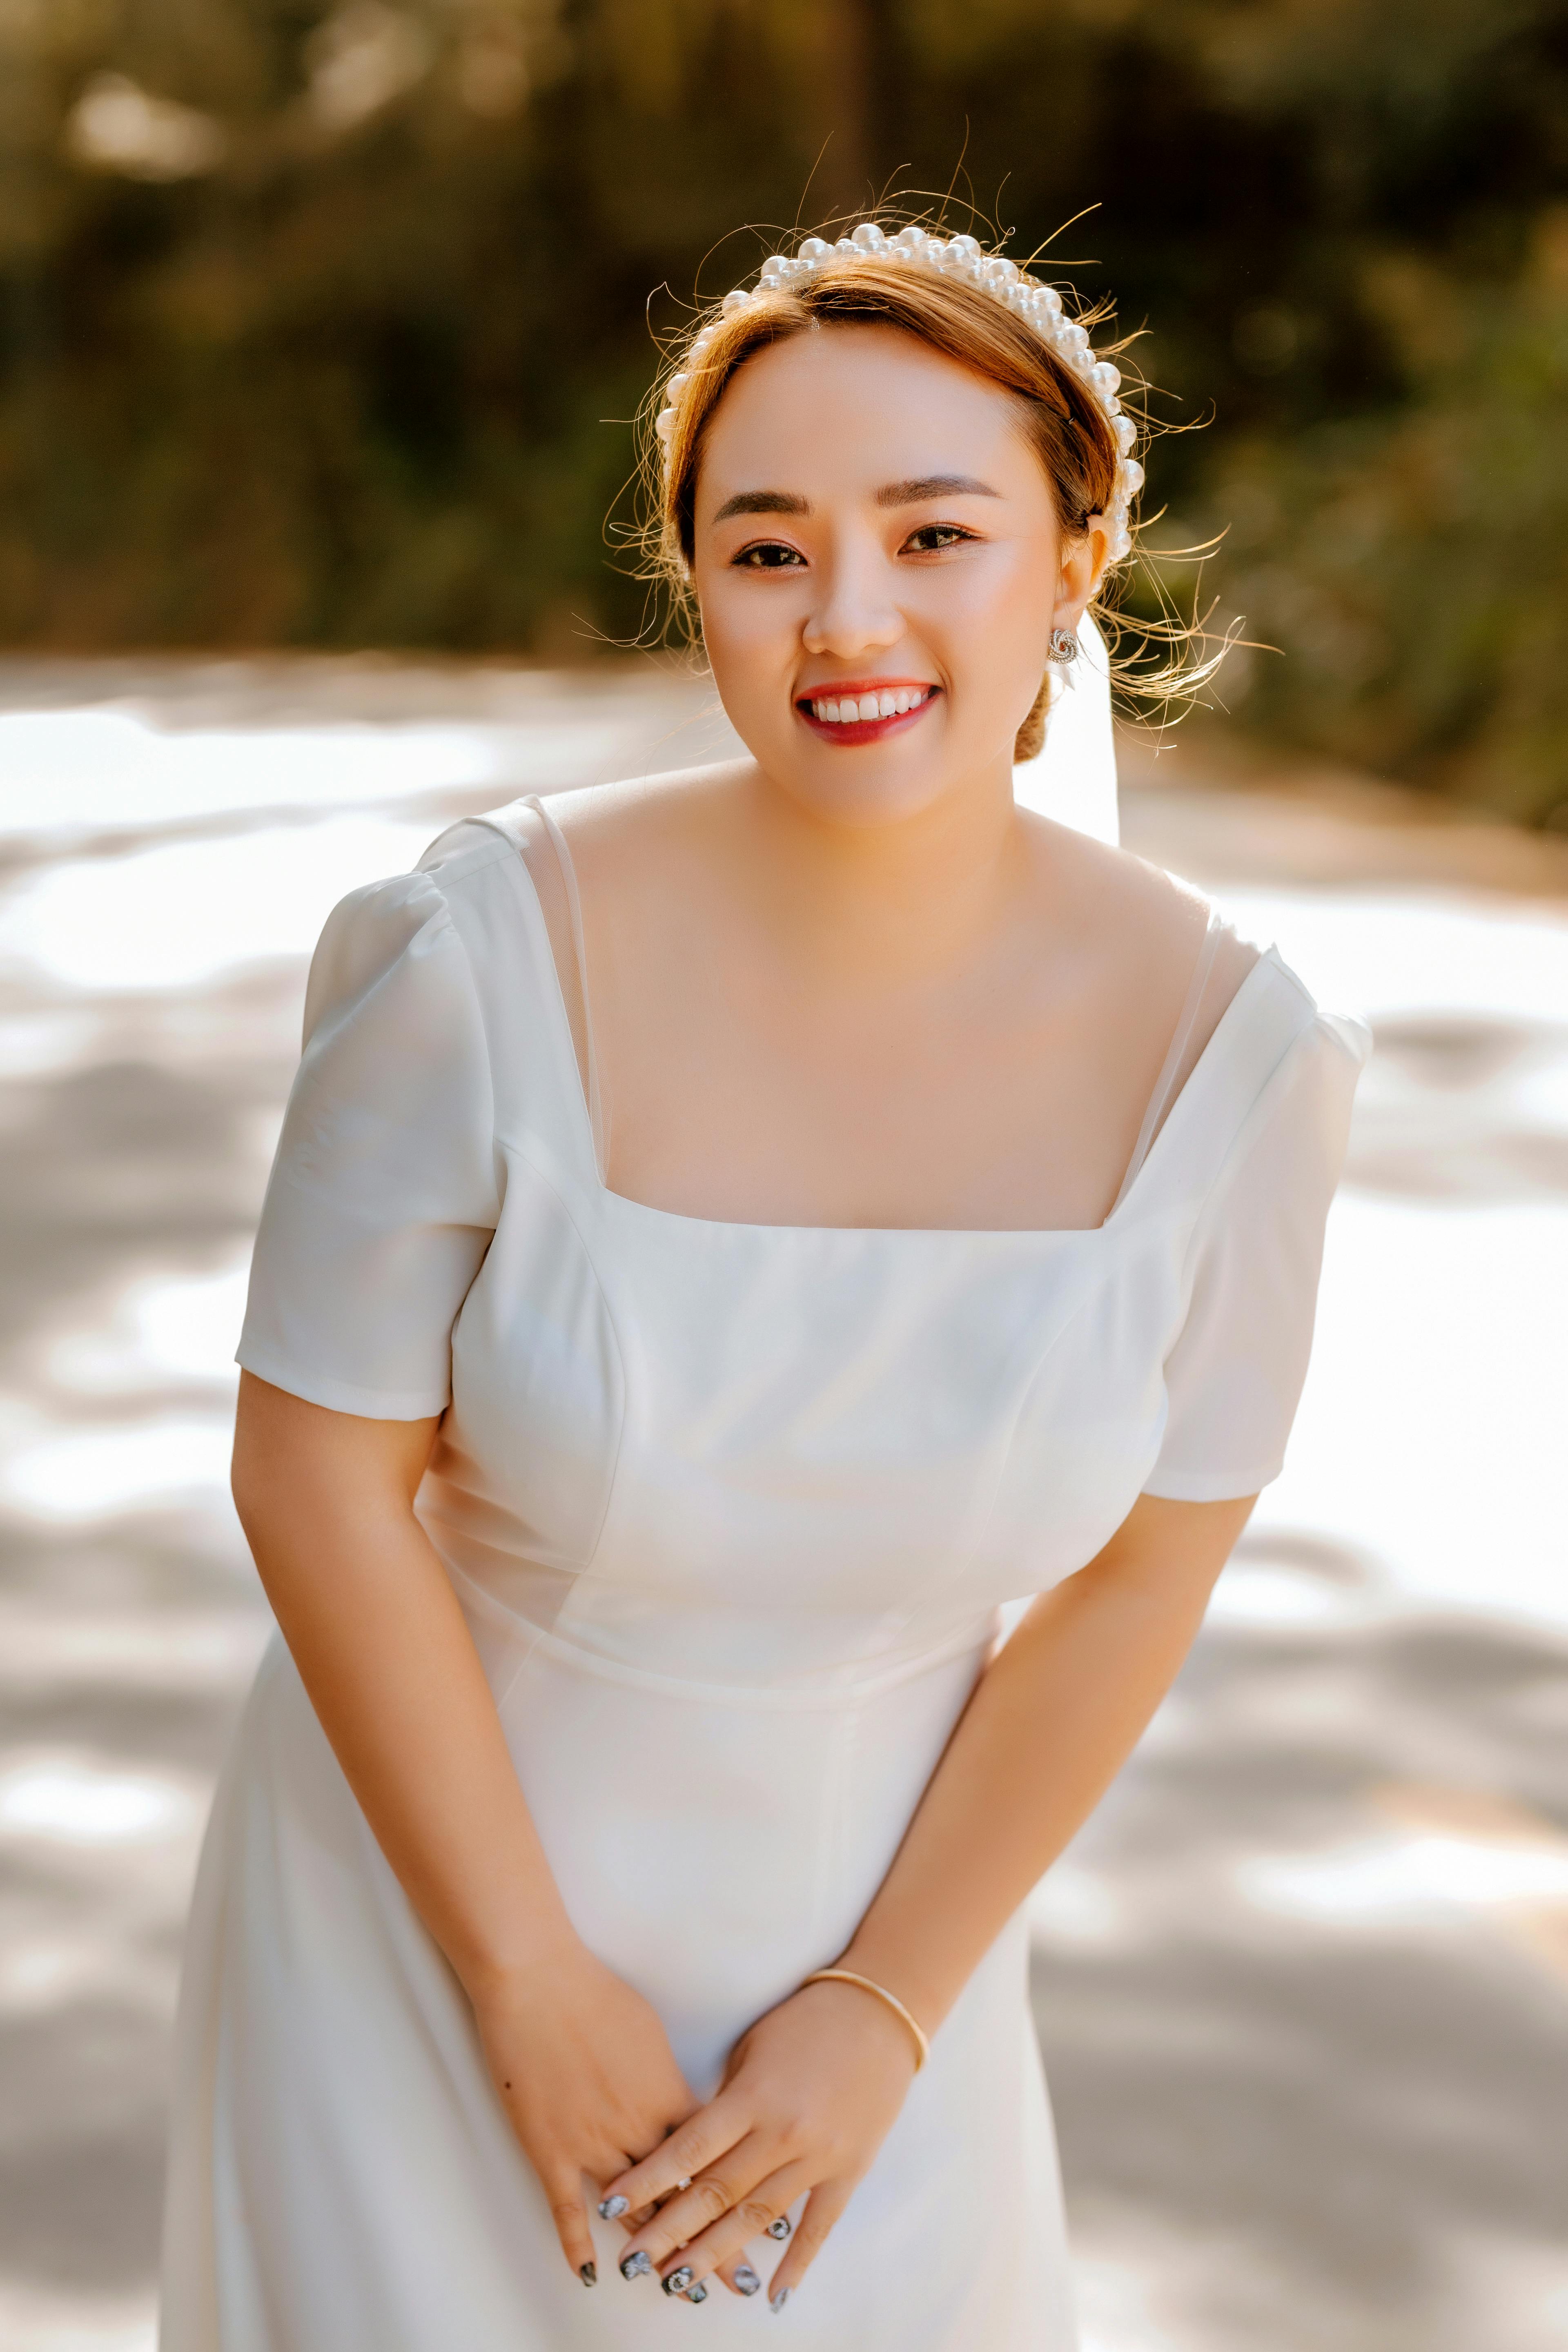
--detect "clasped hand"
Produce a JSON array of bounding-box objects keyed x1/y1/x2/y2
[{"x1": 476, "y1": 1946, "x2": 921, "y2": 2307}]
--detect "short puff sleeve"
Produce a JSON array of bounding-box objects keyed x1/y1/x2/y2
[
  {"x1": 1142, "y1": 1011, "x2": 1369, "y2": 1502},
  {"x1": 237, "y1": 871, "x2": 500, "y2": 1419}
]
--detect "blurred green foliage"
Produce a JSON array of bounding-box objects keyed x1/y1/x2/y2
[{"x1": 2, "y1": 0, "x2": 1566, "y2": 820}]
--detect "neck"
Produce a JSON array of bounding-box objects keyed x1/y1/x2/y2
[{"x1": 732, "y1": 748, "x2": 1026, "y2": 991}]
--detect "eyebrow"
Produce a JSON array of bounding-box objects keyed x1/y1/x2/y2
[
  {"x1": 709, "y1": 473, "x2": 1002, "y2": 526},
  {"x1": 875, "y1": 474, "x2": 1001, "y2": 507},
  {"x1": 710, "y1": 489, "x2": 810, "y2": 523}
]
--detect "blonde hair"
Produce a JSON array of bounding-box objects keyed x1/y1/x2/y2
[{"x1": 642, "y1": 221, "x2": 1217, "y2": 758}]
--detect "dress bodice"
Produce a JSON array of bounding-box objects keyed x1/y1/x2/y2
[{"x1": 237, "y1": 800, "x2": 1369, "y2": 1705}]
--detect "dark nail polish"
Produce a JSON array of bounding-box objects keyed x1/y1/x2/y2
[
  {"x1": 599, "y1": 2194, "x2": 629, "y2": 2220},
  {"x1": 662, "y1": 2265, "x2": 695, "y2": 2296},
  {"x1": 771, "y1": 2285, "x2": 791, "y2": 2313},
  {"x1": 766, "y1": 2216, "x2": 791, "y2": 2241},
  {"x1": 579, "y1": 2263, "x2": 596, "y2": 2287},
  {"x1": 734, "y1": 2264, "x2": 761, "y2": 2295},
  {"x1": 620, "y1": 2249, "x2": 652, "y2": 2280},
  {"x1": 686, "y1": 2282, "x2": 708, "y2": 2304}
]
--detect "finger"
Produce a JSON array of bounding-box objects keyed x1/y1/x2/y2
[
  {"x1": 618, "y1": 2130, "x2": 774, "y2": 2270},
  {"x1": 647, "y1": 2163, "x2": 814, "y2": 2296},
  {"x1": 543, "y1": 2166, "x2": 600, "y2": 2288},
  {"x1": 764, "y1": 2178, "x2": 853, "y2": 2310},
  {"x1": 715, "y1": 2256, "x2": 764, "y2": 2301},
  {"x1": 601, "y1": 2091, "x2": 750, "y2": 2221}
]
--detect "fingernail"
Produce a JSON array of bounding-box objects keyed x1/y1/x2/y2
[
  {"x1": 620, "y1": 2250, "x2": 653, "y2": 2280},
  {"x1": 771, "y1": 2285, "x2": 791, "y2": 2313},
  {"x1": 662, "y1": 2266, "x2": 695, "y2": 2296},
  {"x1": 734, "y1": 2265, "x2": 761, "y2": 2295},
  {"x1": 766, "y1": 2216, "x2": 791, "y2": 2241},
  {"x1": 599, "y1": 2194, "x2": 629, "y2": 2220},
  {"x1": 686, "y1": 2282, "x2": 708, "y2": 2303},
  {"x1": 579, "y1": 2262, "x2": 596, "y2": 2287}
]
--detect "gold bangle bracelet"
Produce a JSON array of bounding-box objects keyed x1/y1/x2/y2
[{"x1": 800, "y1": 1968, "x2": 930, "y2": 2073}]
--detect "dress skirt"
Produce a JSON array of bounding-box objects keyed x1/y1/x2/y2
[{"x1": 160, "y1": 1625, "x2": 1080, "y2": 2350}]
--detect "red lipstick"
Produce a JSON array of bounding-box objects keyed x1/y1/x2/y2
[{"x1": 795, "y1": 680, "x2": 940, "y2": 748}]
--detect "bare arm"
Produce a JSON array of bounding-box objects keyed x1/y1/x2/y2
[
  {"x1": 604, "y1": 1490, "x2": 1253, "y2": 2305},
  {"x1": 231, "y1": 1371, "x2": 697, "y2": 2288},
  {"x1": 232, "y1": 1371, "x2": 572, "y2": 1993},
  {"x1": 838, "y1": 1489, "x2": 1256, "y2": 2029}
]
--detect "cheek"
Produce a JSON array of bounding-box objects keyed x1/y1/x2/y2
[
  {"x1": 695, "y1": 575, "x2": 802, "y2": 695},
  {"x1": 916, "y1": 545, "x2": 1056, "y2": 680}
]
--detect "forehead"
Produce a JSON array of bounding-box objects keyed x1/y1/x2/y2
[{"x1": 695, "y1": 322, "x2": 1042, "y2": 510}]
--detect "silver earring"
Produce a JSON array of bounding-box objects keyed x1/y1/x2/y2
[{"x1": 1047, "y1": 627, "x2": 1079, "y2": 664}]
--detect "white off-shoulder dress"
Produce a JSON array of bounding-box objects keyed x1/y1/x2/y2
[{"x1": 160, "y1": 797, "x2": 1368, "y2": 2352}]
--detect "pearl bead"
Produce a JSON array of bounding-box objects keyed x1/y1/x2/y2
[
  {"x1": 710, "y1": 232, "x2": 1153, "y2": 522},
  {"x1": 655, "y1": 409, "x2": 675, "y2": 439},
  {"x1": 667, "y1": 373, "x2": 689, "y2": 399}
]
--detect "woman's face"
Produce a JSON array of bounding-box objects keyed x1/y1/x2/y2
[{"x1": 690, "y1": 322, "x2": 1107, "y2": 828}]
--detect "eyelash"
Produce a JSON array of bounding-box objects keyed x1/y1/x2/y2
[{"x1": 731, "y1": 522, "x2": 980, "y2": 570}]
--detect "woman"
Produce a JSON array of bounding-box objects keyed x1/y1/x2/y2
[{"x1": 161, "y1": 220, "x2": 1368, "y2": 2349}]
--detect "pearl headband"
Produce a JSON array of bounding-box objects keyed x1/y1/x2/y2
[{"x1": 655, "y1": 222, "x2": 1144, "y2": 564}]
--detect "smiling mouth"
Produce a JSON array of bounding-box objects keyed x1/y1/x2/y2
[{"x1": 796, "y1": 683, "x2": 939, "y2": 744}]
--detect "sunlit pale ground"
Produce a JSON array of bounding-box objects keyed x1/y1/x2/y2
[{"x1": 1, "y1": 657, "x2": 1565, "y2": 2352}]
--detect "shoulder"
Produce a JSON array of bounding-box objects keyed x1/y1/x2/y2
[
  {"x1": 302, "y1": 862, "x2": 490, "y2": 1052},
  {"x1": 1014, "y1": 811, "x2": 1240, "y2": 1033},
  {"x1": 420, "y1": 766, "x2": 744, "y2": 891},
  {"x1": 543, "y1": 762, "x2": 752, "y2": 876},
  {"x1": 1020, "y1": 808, "x2": 1208, "y2": 938},
  {"x1": 308, "y1": 866, "x2": 454, "y2": 999}
]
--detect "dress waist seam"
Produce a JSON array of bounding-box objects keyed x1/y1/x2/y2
[{"x1": 445, "y1": 1561, "x2": 990, "y2": 1712}]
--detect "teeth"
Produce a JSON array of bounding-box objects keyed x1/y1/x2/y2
[{"x1": 809, "y1": 688, "x2": 929, "y2": 723}]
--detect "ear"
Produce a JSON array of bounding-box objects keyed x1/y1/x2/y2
[{"x1": 1052, "y1": 519, "x2": 1111, "y2": 633}]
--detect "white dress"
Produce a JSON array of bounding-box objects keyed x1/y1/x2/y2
[{"x1": 160, "y1": 795, "x2": 1368, "y2": 2351}]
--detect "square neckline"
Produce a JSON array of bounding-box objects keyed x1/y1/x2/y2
[{"x1": 481, "y1": 800, "x2": 1279, "y2": 1245}]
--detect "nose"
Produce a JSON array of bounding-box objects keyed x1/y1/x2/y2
[{"x1": 801, "y1": 533, "x2": 904, "y2": 662}]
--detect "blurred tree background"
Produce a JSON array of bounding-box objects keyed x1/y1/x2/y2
[{"x1": 2, "y1": 0, "x2": 1566, "y2": 823}]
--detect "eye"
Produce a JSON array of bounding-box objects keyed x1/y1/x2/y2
[
  {"x1": 732, "y1": 540, "x2": 807, "y2": 570},
  {"x1": 901, "y1": 522, "x2": 979, "y2": 555}
]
